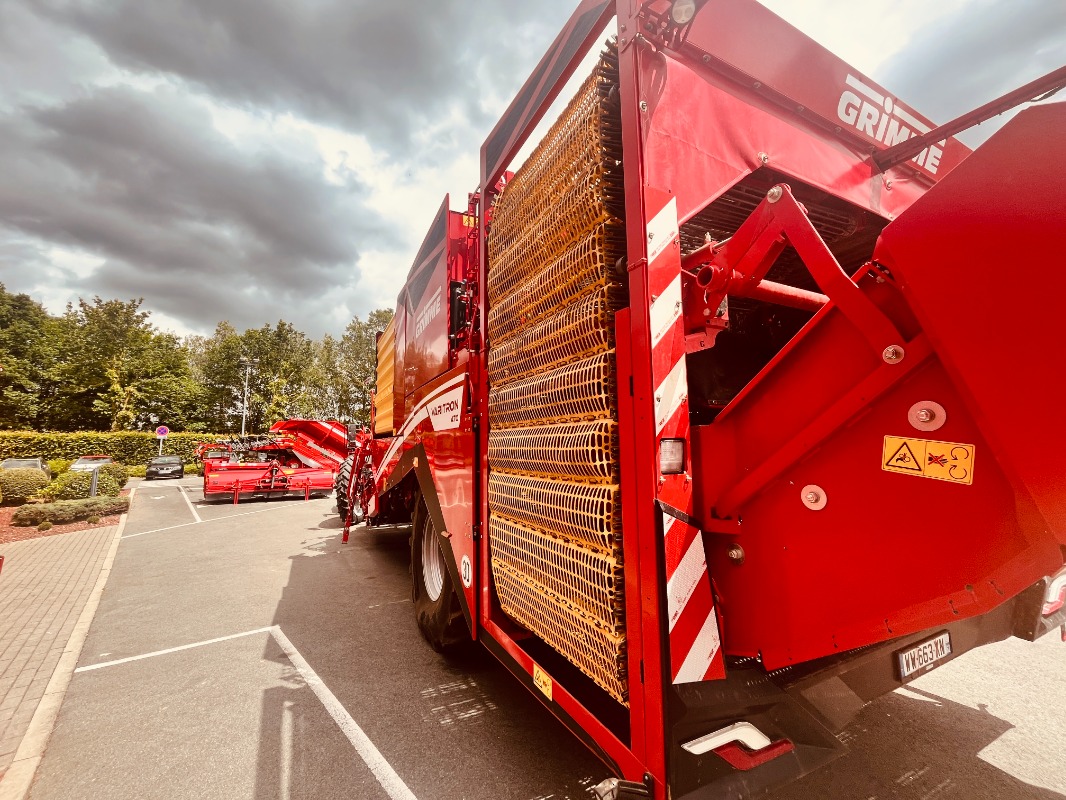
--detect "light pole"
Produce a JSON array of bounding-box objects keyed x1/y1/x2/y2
[{"x1": 239, "y1": 357, "x2": 258, "y2": 437}]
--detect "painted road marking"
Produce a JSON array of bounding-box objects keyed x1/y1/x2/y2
[
  {"x1": 178, "y1": 485, "x2": 202, "y2": 524},
  {"x1": 73, "y1": 625, "x2": 420, "y2": 800},
  {"x1": 75, "y1": 627, "x2": 276, "y2": 672},
  {"x1": 121, "y1": 499, "x2": 331, "y2": 539}
]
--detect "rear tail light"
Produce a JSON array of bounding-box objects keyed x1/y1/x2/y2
[
  {"x1": 1042, "y1": 570, "x2": 1066, "y2": 616},
  {"x1": 660, "y1": 438, "x2": 685, "y2": 474}
]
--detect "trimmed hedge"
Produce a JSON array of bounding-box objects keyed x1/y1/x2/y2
[
  {"x1": 0, "y1": 431, "x2": 226, "y2": 465},
  {"x1": 44, "y1": 470, "x2": 121, "y2": 500},
  {"x1": 0, "y1": 468, "x2": 51, "y2": 505},
  {"x1": 13, "y1": 496, "x2": 130, "y2": 527}
]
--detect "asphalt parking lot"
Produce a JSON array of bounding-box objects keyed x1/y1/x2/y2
[{"x1": 24, "y1": 477, "x2": 1066, "y2": 799}]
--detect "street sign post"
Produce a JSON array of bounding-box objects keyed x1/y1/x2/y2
[{"x1": 156, "y1": 425, "x2": 169, "y2": 455}]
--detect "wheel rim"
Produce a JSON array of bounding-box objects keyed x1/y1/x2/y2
[{"x1": 422, "y1": 519, "x2": 445, "y2": 602}]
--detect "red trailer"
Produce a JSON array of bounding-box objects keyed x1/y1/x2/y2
[
  {"x1": 342, "y1": 2, "x2": 1066, "y2": 797},
  {"x1": 201, "y1": 419, "x2": 347, "y2": 503}
]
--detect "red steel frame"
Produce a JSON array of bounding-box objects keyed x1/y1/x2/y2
[{"x1": 355, "y1": 1, "x2": 1065, "y2": 796}]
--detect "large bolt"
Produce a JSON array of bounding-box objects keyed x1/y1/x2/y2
[
  {"x1": 916, "y1": 408, "x2": 935, "y2": 423},
  {"x1": 727, "y1": 544, "x2": 745, "y2": 564},
  {"x1": 766, "y1": 185, "x2": 783, "y2": 203},
  {"x1": 805, "y1": 491, "x2": 820, "y2": 504},
  {"x1": 883, "y1": 345, "x2": 904, "y2": 363}
]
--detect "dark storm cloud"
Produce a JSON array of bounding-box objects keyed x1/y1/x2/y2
[
  {"x1": 0, "y1": 83, "x2": 393, "y2": 334},
  {"x1": 879, "y1": 0, "x2": 1066, "y2": 143},
  {"x1": 43, "y1": 0, "x2": 575, "y2": 159}
]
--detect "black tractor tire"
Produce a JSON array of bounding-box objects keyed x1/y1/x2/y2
[
  {"x1": 335, "y1": 455, "x2": 353, "y2": 521},
  {"x1": 411, "y1": 497, "x2": 467, "y2": 651}
]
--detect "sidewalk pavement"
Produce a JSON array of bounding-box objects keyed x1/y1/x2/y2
[{"x1": 0, "y1": 522, "x2": 123, "y2": 792}]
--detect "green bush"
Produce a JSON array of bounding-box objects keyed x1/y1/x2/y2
[
  {"x1": 12, "y1": 496, "x2": 130, "y2": 527},
  {"x1": 48, "y1": 458, "x2": 74, "y2": 476},
  {"x1": 97, "y1": 463, "x2": 129, "y2": 489},
  {"x1": 37, "y1": 521, "x2": 53, "y2": 531},
  {"x1": 126, "y1": 465, "x2": 147, "y2": 478},
  {"x1": 44, "y1": 470, "x2": 121, "y2": 500},
  {"x1": 0, "y1": 431, "x2": 226, "y2": 464},
  {"x1": 0, "y1": 468, "x2": 51, "y2": 505},
  {"x1": 86, "y1": 515, "x2": 100, "y2": 524}
]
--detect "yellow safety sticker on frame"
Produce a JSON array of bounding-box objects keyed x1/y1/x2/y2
[
  {"x1": 533, "y1": 663, "x2": 553, "y2": 701},
  {"x1": 883, "y1": 436, "x2": 975, "y2": 485}
]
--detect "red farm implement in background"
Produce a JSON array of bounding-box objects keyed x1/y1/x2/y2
[
  {"x1": 200, "y1": 419, "x2": 348, "y2": 504},
  {"x1": 336, "y1": 1, "x2": 1066, "y2": 797}
]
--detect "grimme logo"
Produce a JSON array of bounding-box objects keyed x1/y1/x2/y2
[
  {"x1": 837, "y1": 74, "x2": 944, "y2": 174},
  {"x1": 415, "y1": 286, "x2": 442, "y2": 339}
]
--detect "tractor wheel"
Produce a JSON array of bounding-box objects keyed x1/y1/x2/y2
[
  {"x1": 411, "y1": 497, "x2": 467, "y2": 651},
  {"x1": 335, "y1": 455, "x2": 353, "y2": 521}
]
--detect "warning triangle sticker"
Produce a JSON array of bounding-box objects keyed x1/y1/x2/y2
[{"x1": 885, "y1": 441, "x2": 922, "y2": 472}]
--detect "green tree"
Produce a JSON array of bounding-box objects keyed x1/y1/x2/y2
[
  {"x1": 338, "y1": 309, "x2": 394, "y2": 425},
  {"x1": 0, "y1": 284, "x2": 62, "y2": 430}
]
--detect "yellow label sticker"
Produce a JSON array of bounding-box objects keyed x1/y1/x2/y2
[
  {"x1": 462, "y1": 214, "x2": 477, "y2": 228},
  {"x1": 883, "y1": 436, "x2": 975, "y2": 485},
  {"x1": 533, "y1": 663, "x2": 553, "y2": 701}
]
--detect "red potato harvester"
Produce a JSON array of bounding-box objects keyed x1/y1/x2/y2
[{"x1": 334, "y1": 1, "x2": 1066, "y2": 797}]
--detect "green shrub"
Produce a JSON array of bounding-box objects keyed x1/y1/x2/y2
[
  {"x1": 86, "y1": 515, "x2": 100, "y2": 524},
  {"x1": 12, "y1": 496, "x2": 129, "y2": 527},
  {"x1": 97, "y1": 463, "x2": 129, "y2": 489},
  {"x1": 0, "y1": 468, "x2": 51, "y2": 504},
  {"x1": 47, "y1": 458, "x2": 74, "y2": 476},
  {"x1": 126, "y1": 465, "x2": 147, "y2": 478},
  {"x1": 37, "y1": 521, "x2": 53, "y2": 531},
  {"x1": 43, "y1": 470, "x2": 121, "y2": 501}
]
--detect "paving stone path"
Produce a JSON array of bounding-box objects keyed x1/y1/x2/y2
[{"x1": 0, "y1": 526, "x2": 117, "y2": 782}]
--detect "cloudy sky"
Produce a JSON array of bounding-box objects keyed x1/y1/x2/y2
[{"x1": 1, "y1": 0, "x2": 1062, "y2": 338}]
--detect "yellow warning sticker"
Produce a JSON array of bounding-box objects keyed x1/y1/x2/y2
[
  {"x1": 883, "y1": 436, "x2": 975, "y2": 485},
  {"x1": 533, "y1": 663, "x2": 553, "y2": 701}
]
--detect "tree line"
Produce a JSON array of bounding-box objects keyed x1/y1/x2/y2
[{"x1": 0, "y1": 283, "x2": 393, "y2": 433}]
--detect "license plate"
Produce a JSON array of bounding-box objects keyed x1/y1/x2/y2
[{"x1": 897, "y1": 632, "x2": 952, "y2": 679}]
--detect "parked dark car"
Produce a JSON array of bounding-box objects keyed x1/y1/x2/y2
[
  {"x1": 145, "y1": 455, "x2": 185, "y2": 480},
  {"x1": 0, "y1": 457, "x2": 51, "y2": 478},
  {"x1": 69, "y1": 455, "x2": 114, "y2": 473}
]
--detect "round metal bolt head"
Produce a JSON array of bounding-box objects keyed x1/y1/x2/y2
[
  {"x1": 908, "y1": 400, "x2": 947, "y2": 431},
  {"x1": 727, "y1": 544, "x2": 745, "y2": 564},
  {"x1": 882, "y1": 345, "x2": 904, "y2": 363},
  {"x1": 801, "y1": 484, "x2": 827, "y2": 510},
  {"x1": 758, "y1": 152, "x2": 770, "y2": 164},
  {"x1": 766, "y1": 185, "x2": 783, "y2": 203}
]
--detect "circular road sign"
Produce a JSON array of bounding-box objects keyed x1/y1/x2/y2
[{"x1": 156, "y1": 425, "x2": 170, "y2": 439}]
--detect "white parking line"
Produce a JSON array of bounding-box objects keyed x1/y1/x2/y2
[
  {"x1": 73, "y1": 625, "x2": 419, "y2": 800},
  {"x1": 75, "y1": 627, "x2": 276, "y2": 672},
  {"x1": 271, "y1": 627, "x2": 419, "y2": 800},
  {"x1": 178, "y1": 485, "x2": 202, "y2": 524},
  {"x1": 121, "y1": 499, "x2": 331, "y2": 539}
]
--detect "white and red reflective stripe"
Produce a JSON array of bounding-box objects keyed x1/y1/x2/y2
[
  {"x1": 375, "y1": 371, "x2": 467, "y2": 482},
  {"x1": 645, "y1": 192, "x2": 725, "y2": 684},
  {"x1": 663, "y1": 511, "x2": 722, "y2": 683}
]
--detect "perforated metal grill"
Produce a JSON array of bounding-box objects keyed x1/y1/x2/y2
[
  {"x1": 488, "y1": 225, "x2": 625, "y2": 345},
  {"x1": 488, "y1": 61, "x2": 623, "y2": 303},
  {"x1": 487, "y1": 285, "x2": 622, "y2": 385},
  {"x1": 489, "y1": 351, "x2": 615, "y2": 429},
  {"x1": 490, "y1": 516, "x2": 623, "y2": 627},
  {"x1": 486, "y1": 43, "x2": 628, "y2": 704},
  {"x1": 488, "y1": 472, "x2": 620, "y2": 553},
  {"x1": 492, "y1": 561, "x2": 628, "y2": 703},
  {"x1": 488, "y1": 421, "x2": 617, "y2": 482}
]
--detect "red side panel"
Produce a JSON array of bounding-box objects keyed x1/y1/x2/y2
[{"x1": 875, "y1": 103, "x2": 1066, "y2": 544}]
